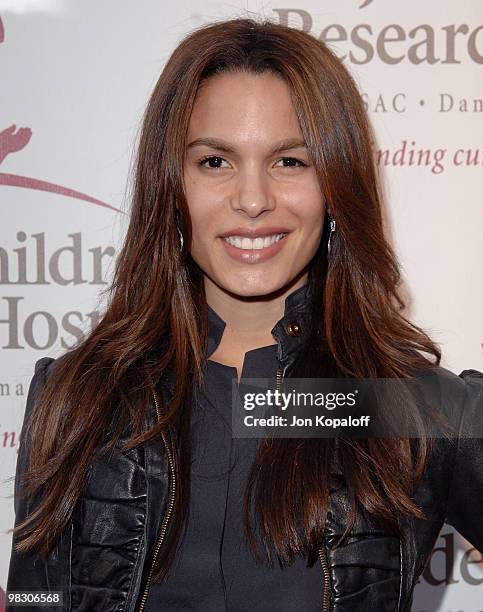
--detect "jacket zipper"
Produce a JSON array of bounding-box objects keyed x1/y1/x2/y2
[
  {"x1": 275, "y1": 366, "x2": 330, "y2": 612},
  {"x1": 138, "y1": 372, "x2": 330, "y2": 611},
  {"x1": 318, "y1": 545, "x2": 330, "y2": 612},
  {"x1": 137, "y1": 388, "x2": 176, "y2": 612}
]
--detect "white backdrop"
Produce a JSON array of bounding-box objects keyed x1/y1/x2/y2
[{"x1": 0, "y1": 1, "x2": 482, "y2": 610}]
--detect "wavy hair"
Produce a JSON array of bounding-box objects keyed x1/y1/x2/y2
[{"x1": 11, "y1": 17, "x2": 444, "y2": 580}]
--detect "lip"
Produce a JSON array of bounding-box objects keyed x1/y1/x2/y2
[
  {"x1": 220, "y1": 232, "x2": 290, "y2": 264},
  {"x1": 219, "y1": 226, "x2": 291, "y2": 238}
]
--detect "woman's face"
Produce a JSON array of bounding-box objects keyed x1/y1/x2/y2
[{"x1": 183, "y1": 70, "x2": 325, "y2": 299}]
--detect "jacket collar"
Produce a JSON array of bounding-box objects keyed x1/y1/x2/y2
[
  {"x1": 206, "y1": 281, "x2": 311, "y2": 373},
  {"x1": 157, "y1": 282, "x2": 312, "y2": 413}
]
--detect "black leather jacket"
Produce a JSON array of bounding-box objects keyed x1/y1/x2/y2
[{"x1": 6, "y1": 292, "x2": 483, "y2": 611}]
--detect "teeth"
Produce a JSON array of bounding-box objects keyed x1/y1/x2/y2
[{"x1": 223, "y1": 233, "x2": 286, "y2": 250}]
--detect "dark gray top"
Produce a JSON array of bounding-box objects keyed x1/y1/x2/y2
[{"x1": 145, "y1": 284, "x2": 323, "y2": 610}]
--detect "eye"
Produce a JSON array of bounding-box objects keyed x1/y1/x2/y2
[
  {"x1": 197, "y1": 155, "x2": 308, "y2": 170},
  {"x1": 198, "y1": 155, "x2": 229, "y2": 170},
  {"x1": 274, "y1": 157, "x2": 308, "y2": 168}
]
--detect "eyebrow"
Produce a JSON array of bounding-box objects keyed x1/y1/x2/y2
[{"x1": 186, "y1": 137, "x2": 307, "y2": 155}]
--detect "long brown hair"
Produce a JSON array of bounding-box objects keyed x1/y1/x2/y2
[{"x1": 11, "y1": 17, "x2": 443, "y2": 579}]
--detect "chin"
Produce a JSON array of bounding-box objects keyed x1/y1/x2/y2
[{"x1": 224, "y1": 277, "x2": 286, "y2": 299}]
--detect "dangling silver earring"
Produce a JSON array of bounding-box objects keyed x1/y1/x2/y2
[
  {"x1": 177, "y1": 224, "x2": 184, "y2": 251},
  {"x1": 327, "y1": 217, "x2": 336, "y2": 255}
]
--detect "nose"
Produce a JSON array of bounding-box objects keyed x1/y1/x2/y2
[{"x1": 230, "y1": 168, "x2": 276, "y2": 218}]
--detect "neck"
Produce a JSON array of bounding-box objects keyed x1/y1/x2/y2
[{"x1": 204, "y1": 272, "x2": 308, "y2": 349}]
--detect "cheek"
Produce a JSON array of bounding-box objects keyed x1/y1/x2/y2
[
  {"x1": 185, "y1": 185, "x2": 215, "y2": 231},
  {"x1": 303, "y1": 184, "x2": 325, "y2": 224},
  {"x1": 290, "y1": 196, "x2": 325, "y2": 228},
  {"x1": 186, "y1": 198, "x2": 219, "y2": 259},
  {"x1": 190, "y1": 204, "x2": 216, "y2": 237},
  {"x1": 284, "y1": 178, "x2": 324, "y2": 214}
]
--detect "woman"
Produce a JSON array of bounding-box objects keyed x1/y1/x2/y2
[{"x1": 7, "y1": 17, "x2": 483, "y2": 612}]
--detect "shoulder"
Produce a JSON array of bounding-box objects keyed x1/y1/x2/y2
[
  {"x1": 33, "y1": 356, "x2": 56, "y2": 378},
  {"x1": 28, "y1": 356, "x2": 58, "y2": 396},
  {"x1": 31, "y1": 353, "x2": 72, "y2": 382},
  {"x1": 441, "y1": 367, "x2": 483, "y2": 551},
  {"x1": 24, "y1": 355, "x2": 67, "y2": 424},
  {"x1": 26, "y1": 357, "x2": 56, "y2": 403},
  {"x1": 452, "y1": 367, "x2": 483, "y2": 437},
  {"x1": 413, "y1": 364, "x2": 483, "y2": 433},
  {"x1": 420, "y1": 366, "x2": 483, "y2": 408}
]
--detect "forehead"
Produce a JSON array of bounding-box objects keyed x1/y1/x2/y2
[{"x1": 187, "y1": 71, "x2": 302, "y2": 141}]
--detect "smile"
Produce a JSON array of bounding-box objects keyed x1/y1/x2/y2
[{"x1": 222, "y1": 233, "x2": 287, "y2": 250}]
